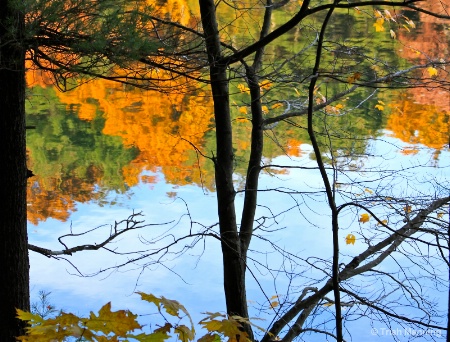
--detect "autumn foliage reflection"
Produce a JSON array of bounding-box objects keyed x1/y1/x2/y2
[
  {"x1": 26, "y1": 64, "x2": 215, "y2": 224},
  {"x1": 387, "y1": 92, "x2": 449, "y2": 157}
]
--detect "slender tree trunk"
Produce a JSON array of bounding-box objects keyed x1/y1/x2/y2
[
  {"x1": 199, "y1": 1, "x2": 253, "y2": 340},
  {"x1": 0, "y1": 0, "x2": 30, "y2": 340}
]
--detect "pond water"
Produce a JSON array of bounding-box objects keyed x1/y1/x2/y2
[{"x1": 25, "y1": 2, "x2": 450, "y2": 341}]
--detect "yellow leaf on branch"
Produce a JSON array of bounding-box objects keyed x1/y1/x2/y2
[
  {"x1": 259, "y1": 80, "x2": 272, "y2": 90},
  {"x1": 345, "y1": 234, "x2": 356, "y2": 245},
  {"x1": 359, "y1": 213, "x2": 370, "y2": 223},
  {"x1": 239, "y1": 106, "x2": 248, "y2": 114},
  {"x1": 270, "y1": 301, "x2": 279, "y2": 308}
]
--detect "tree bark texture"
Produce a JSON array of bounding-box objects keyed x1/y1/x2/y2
[
  {"x1": 199, "y1": 0, "x2": 253, "y2": 339},
  {"x1": 0, "y1": 0, "x2": 30, "y2": 340}
]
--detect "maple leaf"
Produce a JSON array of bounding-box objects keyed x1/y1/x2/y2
[
  {"x1": 202, "y1": 320, "x2": 223, "y2": 332},
  {"x1": 86, "y1": 302, "x2": 141, "y2": 336},
  {"x1": 16, "y1": 310, "x2": 45, "y2": 325},
  {"x1": 427, "y1": 66, "x2": 438, "y2": 77},
  {"x1": 345, "y1": 234, "x2": 356, "y2": 245},
  {"x1": 359, "y1": 213, "x2": 370, "y2": 223},
  {"x1": 174, "y1": 324, "x2": 195, "y2": 342}
]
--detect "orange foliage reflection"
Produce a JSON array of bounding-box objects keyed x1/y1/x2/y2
[
  {"x1": 54, "y1": 78, "x2": 214, "y2": 189},
  {"x1": 386, "y1": 92, "x2": 449, "y2": 155}
]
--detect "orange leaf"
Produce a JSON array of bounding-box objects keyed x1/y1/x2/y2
[{"x1": 347, "y1": 72, "x2": 361, "y2": 84}]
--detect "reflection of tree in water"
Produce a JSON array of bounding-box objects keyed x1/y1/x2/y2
[
  {"x1": 26, "y1": 83, "x2": 139, "y2": 224},
  {"x1": 387, "y1": 91, "x2": 449, "y2": 159},
  {"x1": 25, "y1": 1, "x2": 450, "y2": 224}
]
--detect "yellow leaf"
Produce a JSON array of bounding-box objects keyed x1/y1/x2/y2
[
  {"x1": 354, "y1": 7, "x2": 361, "y2": 14},
  {"x1": 375, "y1": 104, "x2": 384, "y2": 111},
  {"x1": 202, "y1": 320, "x2": 223, "y2": 332},
  {"x1": 364, "y1": 188, "x2": 373, "y2": 194},
  {"x1": 16, "y1": 309, "x2": 45, "y2": 324},
  {"x1": 259, "y1": 80, "x2": 272, "y2": 90},
  {"x1": 86, "y1": 302, "x2": 141, "y2": 336},
  {"x1": 294, "y1": 88, "x2": 301, "y2": 96},
  {"x1": 237, "y1": 83, "x2": 250, "y2": 94},
  {"x1": 345, "y1": 234, "x2": 356, "y2": 245},
  {"x1": 262, "y1": 105, "x2": 269, "y2": 113},
  {"x1": 323, "y1": 302, "x2": 334, "y2": 307},
  {"x1": 359, "y1": 213, "x2": 370, "y2": 223},
  {"x1": 373, "y1": 18, "x2": 385, "y2": 32},
  {"x1": 374, "y1": 9, "x2": 383, "y2": 18},
  {"x1": 427, "y1": 66, "x2": 438, "y2": 77},
  {"x1": 402, "y1": 24, "x2": 411, "y2": 32},
  {"x1": 270, "y1": 301, "x2": 279, "y2": 308},
  {"x1": 239, "y1": 106, "x2": 248, "y2": 114},
  {"x1": 437, "y1": 212, "x2": 444, "y2": 218},
  {"x1": 271, "y1": 102, "x2": 283, "y2": 109},
  {"x1": 404, "y1": 205, "x2": 412, "y2": 214},
  {"x1": 377, "y1": 219, "x2": 388, "y2": 226},
  {"x1": 390, "y1": 29, "x2": 396, "y2": 39}
]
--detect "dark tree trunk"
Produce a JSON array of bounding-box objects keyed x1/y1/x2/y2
[
  {"x1": 0, "y1": 0, "x2": 30, "y2": 340},
  {"x1": 199, "y1": 0, "x2": 253, "y2": 340}
]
